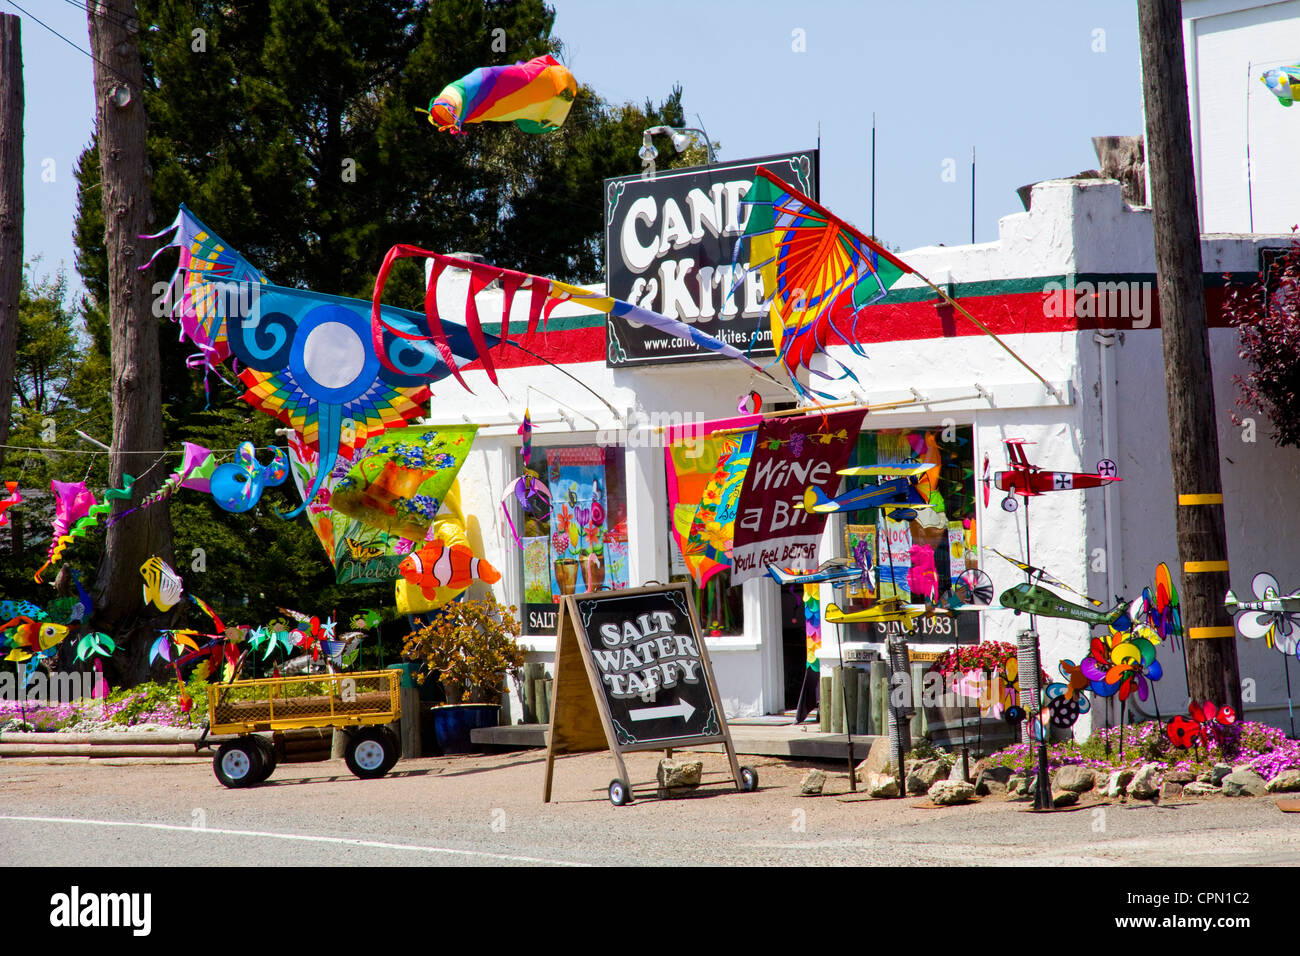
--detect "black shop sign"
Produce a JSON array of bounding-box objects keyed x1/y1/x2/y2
[{"x1": 604, "y1": 150, "x2": 818, "y2": 367}]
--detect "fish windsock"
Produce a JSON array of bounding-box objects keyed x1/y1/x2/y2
[{"x1": 399, "y1": 541, "x2": 501, "y2": 596}]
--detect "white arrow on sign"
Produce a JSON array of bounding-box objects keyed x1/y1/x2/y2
[{"x1": 628, "y1": 699, "x2": 696, "y2": 723}]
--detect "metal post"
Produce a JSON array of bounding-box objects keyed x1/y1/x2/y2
[
  {"x1": 1017, "y1": 628, "x2": 1052, "y2": 809},
  {"x1": 886, "y1": 635, "x2": 911, "y2": 797}
]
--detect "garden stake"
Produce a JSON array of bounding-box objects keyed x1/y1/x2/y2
[
  {"x1": 1285, "y1": 656, "x2": 1296, "y2": 739},
  {"x1": 832, "y1": 622, "x2": 857, "y2": 791}
]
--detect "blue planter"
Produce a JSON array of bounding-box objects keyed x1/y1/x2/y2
[{"x1": 430, "y1": 703, "x2": 500, "y2": 755}]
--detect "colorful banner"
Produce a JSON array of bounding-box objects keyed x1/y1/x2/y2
[
  {"x1": 683, "y1": 431, "x2": 756, "y2": 586},
  {"x1": 729, "y1": 410, "x2": 865, "y2": 584},
  {"x1": 330, "y1": 425, "x2": 478, "y2": 541},
  {"x1": 664, "y1": 413, "x2": 762, "y2": 579}
]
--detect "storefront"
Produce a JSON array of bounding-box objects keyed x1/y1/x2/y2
[{"x1": 424, "y1": 170, "x2": 1299, "y2": 739}]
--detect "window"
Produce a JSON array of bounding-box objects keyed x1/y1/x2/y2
[
  {"x1": 838, "y1": 426, "x2": 980, "y2": 645},
  {"x1": 520, "y1": 445, "x2": 629, "y2": 635}
]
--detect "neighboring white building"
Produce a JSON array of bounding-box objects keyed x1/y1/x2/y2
[{"x1": 1181, "y1": 0, "x2": 1300, "y2": 233}]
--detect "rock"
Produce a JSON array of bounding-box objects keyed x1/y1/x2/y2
[
  {"x1": 798, "y1": 769, "x2": 826, "y2": 796},
  {"x1": 1007, "y1": 774, "x2": 1027, "y2": 796},
  {"x1": 1195, "y1": 771, "x2": 1213, "y2": 784},
  {"x1": 1104, "y1": 769, "x2": 1136, "y2": 798},
  {"x1": 656, "y1": 758, "x2": 703, "y2": 790},
  {"x1": 1052, "y1": 790, "x2": 1079, "y2": 808},
  {"x1": 1164, "y1": 770, "x2": 1197, "y2": 784},
  {"x1": 1210, "y1": 764, "x2": 1233, "y2": 786},
  {"x1": 856, "y1": 738, "x2": 895, "y2": 782},
  {"x1": 867, "y1": 772, "x2": 899, "y2": 798},
  {"x1": 1160, "y1": 781, "x2": 1184, "y2": 799},
  {"x1": 1183, "y1": 782, "x2": 1220, "y2": 796},
  {"x1": 904, "y1": 758, "x2": 920, "y2": 780},
  {"x1": 975, "y1": 766, "x2": 1013, "y2": 796},
  {"x1": 907, "y1": 758, "x2": 949, "y2": 795},
  {"x1": 1128, "y1": 763, "x2": 1161, "y2": 800},
  {"x1": 928, "y1": 779, "x2": 976, "y2": 806},
  {"x1": 1054, "y1": 765, "x2": 1096, "y2": 793},
  {"x1": 1266, "y1": 769, "x2": 1300, "y2": 793},
  {"x1": 1221, "y1": 769, "x2": 1267, "y2": 797}
]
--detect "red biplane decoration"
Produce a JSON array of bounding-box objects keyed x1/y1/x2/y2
[{"x1": 982, "y1": 439, "x2": 1120, "y2": 513}]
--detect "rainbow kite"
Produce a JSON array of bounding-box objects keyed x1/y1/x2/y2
[
  {"x1": 735, "y1": 167, "x2": 1056, "y2": 400},
  {"x1": 423, "y1": 55, "x2": 577, "y2": 134}
]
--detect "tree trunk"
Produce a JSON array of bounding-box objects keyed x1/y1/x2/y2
[
  {"x1": 1138, "y1": 0, "x2": 1242, "y2": 713},
  {"x1": 87, "y1": 0, "x2": 174, "y2": 685},
  {"x1": 0, "y1": 14, "x2": 22, "y2": 471}
]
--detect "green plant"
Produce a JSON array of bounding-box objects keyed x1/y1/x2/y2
[{"x1": 402, "y1": 595, "x2": 525, "y2": 705}]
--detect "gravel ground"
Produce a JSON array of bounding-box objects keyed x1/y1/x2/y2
[{"x1": 1, "y1": 749, "x2": 1298, "y2": 867}]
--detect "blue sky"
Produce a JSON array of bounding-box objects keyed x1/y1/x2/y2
[{"x1": 15, "y1": 0, "x2": 1144, "y2": 294}]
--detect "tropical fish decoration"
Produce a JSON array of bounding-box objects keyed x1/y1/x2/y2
[
  {"x1": 421, "y1": 55, "x2": 577, "y2": 134},
  {"x1": 399, "y1": 540, "x2": 501, "y2": 598},
  {"x1": 141, "y1": 556, "x2": 184, "y2": 612},
  {"x1": 208, "y1": 442, "x2": 289, "y2": 513},
  {"x1": 1262, "y1": 64, "x2": 1300, "y2": 107}
]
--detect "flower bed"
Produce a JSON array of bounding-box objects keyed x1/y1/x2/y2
[
  {"x1": 985, "y1": 718, "x2": 1300, "y2": 781},
  {"x1": 0, "y1": 678, "x2": 207, "y2": 733}
]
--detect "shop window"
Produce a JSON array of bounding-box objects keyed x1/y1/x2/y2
[
  {"x1": 520, "y1": 445, "x2": 629, "y2": 636},
  {"x1": 838, "y1": 426, "x2": 980, "y2": 645}
]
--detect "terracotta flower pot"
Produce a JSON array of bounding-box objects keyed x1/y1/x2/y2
[{"x1": 554, "y1": 558, "x2": 579, "y2": 595}]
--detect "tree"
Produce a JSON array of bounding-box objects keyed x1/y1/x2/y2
[
  {"x1": 1225, "y1": 234, "x2": 1300, "y2": 447},
  {"x1": 87, "y1": 0, "x2": 176, "y2": 685},
  {"x1": 72, "y1": 0, "x2": 701, "y2": 685}
]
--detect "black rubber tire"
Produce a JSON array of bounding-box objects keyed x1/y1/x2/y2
[
  {"x1": 1001, "y1": 496, "x2": 1018, "y2": 513},
  {"x1": 608, "y1": 779, "x2": 632, "y2": 806},
  {"x1": 739, "y1": 766, "x2": 759, "y2": 792},
  {"x1": 213, "y1": 738, "x2": 263, "y2": 789},
  {"x1": 345, "y1": 728, "x2": 398, "y2": 779},
  {"x1": 249, "y1": 734, "x2": 277, "y2": 784}
]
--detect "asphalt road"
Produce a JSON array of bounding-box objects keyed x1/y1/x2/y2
[{"x1": 2, "y1": 749, "x2": 1298, "y2": 867}]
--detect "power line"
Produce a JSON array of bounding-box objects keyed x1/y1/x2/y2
[{"x1": 2, "y1": 0, "x2": 137, "y2": 88}]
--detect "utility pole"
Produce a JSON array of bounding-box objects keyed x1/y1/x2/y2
[
  {"x1": 1137, "y1": 0, "x2": 1241, "y2": 712},
  {"x1": 87, "y1": 0, "x2": 174, "y2": 683},
  {"x1": 0, "y1": 13, "x2": 22, "y2": 471}
]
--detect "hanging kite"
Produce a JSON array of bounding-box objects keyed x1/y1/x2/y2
[
  {"x1": 208, "y1": 442, "x2": 289, "y2": 513},
  {"x1": 421, "y1": 54, "x2": 577, "y2": 134},
  {"x1": 371, "y1": 245, "x2": 781, "y2": 397},
  {"x1": 145, "y1": 208, "x2": 488, "y2": 520},
  {"x1": 731, "y1": 167, "x2": 1056, "y2": 400},
  {"x1": 36, "y1": 477, "x2": 135, "y2": 582},
  {"x1": 1262, "y1": 65, "x2": 1300, "y2": 107}
]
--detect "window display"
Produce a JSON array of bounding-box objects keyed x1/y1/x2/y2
[{"x1": 521, "y1": 446, "x2": 629, "y2": 634}]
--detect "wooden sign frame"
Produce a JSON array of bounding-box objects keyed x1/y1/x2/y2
[{"x1": 542, "y1": 582, "x2": 752, "y2": 805}]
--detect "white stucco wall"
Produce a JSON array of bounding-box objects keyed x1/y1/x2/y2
[{"x1": 1182, "y1": 0, "x2": 1300, "y2": 233}]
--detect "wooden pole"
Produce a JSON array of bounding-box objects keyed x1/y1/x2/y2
[
  {"x1": 1137, "y1": 0, "x2": 1242, "y2": 713},
  {"x1": 87, "y1": 0, "x2": 176, "y2": 682},
  {"x1": 0, "y1": 13, "x2": 21, "y2": 471}
]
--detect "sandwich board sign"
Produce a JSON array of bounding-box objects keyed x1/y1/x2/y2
[{"x1": 542, "y1": 583, "x2": 756, "y2": 805}]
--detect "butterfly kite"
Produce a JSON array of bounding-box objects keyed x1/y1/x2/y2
[
  {"x1": 143, "y1": 208, "x2": 486, "y2": 519},
  {"x1": 421, "y1": 54, "x2": 577, "y2": 135}
]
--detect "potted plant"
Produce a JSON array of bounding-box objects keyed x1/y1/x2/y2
[
  {"x1": 924, "y1": 641, "x2": 1048, "y2": 754},
  {"x1": 402, "y1": 594, "x2": 526, "y2": 754}
]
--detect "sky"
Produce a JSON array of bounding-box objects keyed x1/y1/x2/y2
[{"x1": 12, "y1": 0, "x2": 1146, "y2": 296}]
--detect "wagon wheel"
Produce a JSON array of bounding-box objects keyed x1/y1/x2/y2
[
  {"x1": 213, "y1": 737, "x2": 263, "y2": 789},
  {"x1": 738, "y1": 766, "x2": 759, "y2": 792},
  {"x1": 345, "y1": 727, "x2": 399, "y2": 779},
  {"x1": 249, "y1": 734, "x2": 277, "y2": 784}
]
